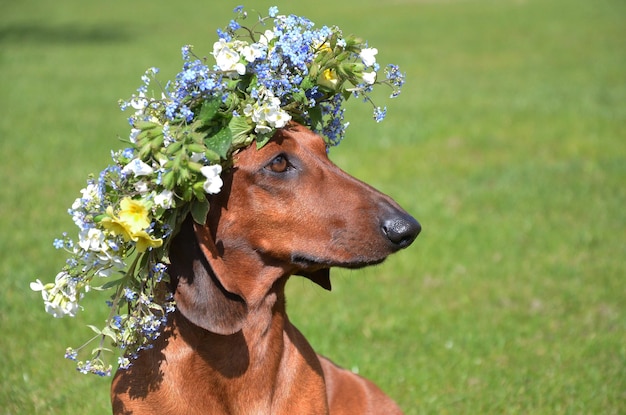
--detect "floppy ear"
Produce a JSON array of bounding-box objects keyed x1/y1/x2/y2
[{"x1": 168, "y1": 217, "x2": 247, "y2": 335}]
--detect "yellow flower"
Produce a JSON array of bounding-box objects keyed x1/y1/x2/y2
[
  {"x1": 117, "y1": 198, "x2": 150, "y2": 234},
  {"x1": 101, "y1": 198, "x2": 157, "y2": 250},
  {"x1": 132, "y1": 230, "x2": 163, "y2": 253},
  {"x1": 100, "y1": 206, "x2": 133, "y2": 241},
  {"x1": 317, "y1": 42, "x2": 332, "y2": 53},
  {"x1": 317, "y1": 68, "x2": 339, "y2": 91}
]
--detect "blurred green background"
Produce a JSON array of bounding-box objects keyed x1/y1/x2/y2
[{"x1": 1, "y1": 0, "x2": 624, "y2": 413}]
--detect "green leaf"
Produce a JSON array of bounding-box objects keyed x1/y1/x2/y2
[
  {"x1": 162, "y1": 170, "x2": 176, "y2": 190},
  {"x1": 300, "y1": 76, "x2": 315, "y2": 91},
  {"x1": 187, "y1": 143, "x2": 206, "y2": 154},
  {"x1": 204, "y1": 149, "x2": 221, "y2": 163},
  {"x1": 190, "y1": 199, "x2": 210, "y2": 225},
  {"x1": 133, "y1": 120, "x2": 159, "y2": 131},
  {"x1": 291, "y1": 89, "x2": 308, "y2": 105},
  {"x1": 256, "y1": 131, "x2": 273, "y2": 149},
  {"x1": 101, "y1": 327, "x2": 118, "y2": 342},
  {"x1": 93, "y1": 214, "x2": 106, "y2": 223},
  {"x1": 93, "y1": 278, "x2": 124, "y2": 291},
  {"x1": 308, "y1": 105, "x2": 323, "y2": 131},
  {"x1": 91, "y1": 346, "x2": 113, "y2": 355},
  {"x1": 187, "y1": 161, "x2": 203, "y2": 173},
  {"x1": 87, "y1": 325, "x2": 102, "y2": 335},
  {"x1": 198, "y1": 97, "x2": 222, "y2": 125},
  {"x1": 229, "y1": 116, "x2": 254, "y2": 147},
  {"x1": 206, "y1": 127, "x2": 232, "y2": 159},
  {"x1": 192, "y1": 181, "x2": 207, "y2": 201},
  {"x1": 180, "y1": 184, "x2": 193, "y2": 202},
  {"x1": 164, "y1": 140, "x2": 183, "y2": 156}
]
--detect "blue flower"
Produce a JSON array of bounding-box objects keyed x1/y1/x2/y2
[
  {"x1": 118, "y1": 356, "x2": 132, "y2": 370},
  {"x1": 121, "y1": 148, "x2": 135, "y2": 159},
  {"x1": 123, "y1": 287, "x2": 137, "y2": 301},
  {"x1": 112, "y1": 315, "x2": 123, "y2": 329},
  {"x1": 385, "y1": 64, "x2": 405, "y2": 98},
  {"x1": 228, "y1": 20, "x2": 240, "y2": 31},
  {"x1": 373, "y1": 106, "x2": 387, "y2": 123},
  {"x1": 268, "y1": 6, "x2": 279, "y2": 17},
  {"x1": 216, "y1": 28, "x2": 232, "y2": 42},
  {"x1": 65, "y1": 348, "x2": 78, "y2": 361}
]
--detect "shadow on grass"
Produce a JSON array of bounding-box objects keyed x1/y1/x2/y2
[{"x1": 0, "y1": 22, "x2": 132, "y2": 44}]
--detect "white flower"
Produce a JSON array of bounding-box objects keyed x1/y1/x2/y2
[
  {"x1": 254, "y1": 123, "x2": 273, "y2": 135},
  {"x1": 94, "y1": 252, "x2": 125, "y2": 278},
  {"x1": 259, "y1": 29, "x2": 275, "y2": 45},
  {"x1": 265, "y1": 106, "x2": 291, "y2": 128},
  {"x1": 212, "y1": 41, "x2": 246, "y2": 75},
  {"x1": 362, "y1": 71, "x2": 377, "y2": 85},
  {"x1": 249, "y1": 92, "x2": 291, "y2": 130},
  {"x1": 243, "y1": 103, "x2": 254, "y2": 117},
  {"x1": 360, "y1": 47, "x2": 378, "y2": 67},
  {"x1": 34, "y1": 272, "x2": 81, "y2": 318},
  {"x1": 78, "y1": 228, "x2": 107, "y2": 252},
  {"x1": 122, "y1": 159, "x2": 154, "y2": 177},
  {"x1": 200, "y1": 164, "x2": 223, "y2": 194},
  {"x1": 30, "y1": 279, "x2": 50, "y2": 300},
  {"x1": 241, "y1": 44, "x2": 264, "y2": 62},
  {"x1": 130, "y1": 92, "x2": 148, "y2": 111},
  {"x1": 129, "y1": 128, "x2": 141, "y2": 144},
  {"x1": 80, "y1": 184, "x2": 100, "y2": 202},
  {"x1": 154, "y1": 189, "x2": 174, "y2": 209},
  {"x1": 134, "y1": 180, "x2": 150, "y2": 194}
]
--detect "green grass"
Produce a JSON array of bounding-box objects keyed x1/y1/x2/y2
[{"x1": 1, "y1": 0, "x2": 624, "y2": 413}]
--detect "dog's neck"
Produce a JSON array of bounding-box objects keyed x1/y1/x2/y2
[{"x1": 157, "y1": 275, "x2": 328, "y2": 413}]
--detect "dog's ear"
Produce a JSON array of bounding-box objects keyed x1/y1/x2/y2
[
  {"x1": 169, "y1": 218, "x2": 247, "y2": 335},
  {"x1": 299, "y1": 269, "x2": 332, "y2": 291}
]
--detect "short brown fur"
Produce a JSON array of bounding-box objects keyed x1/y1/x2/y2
[{"x1": 111, "y1": 123, "x2": 420, "y2": 414}]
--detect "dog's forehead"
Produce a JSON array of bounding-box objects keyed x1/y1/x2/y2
[
  {"x1": 277, "y1": 126, "x2": 328, "y2": 153},
  {"x1": 235, "y1": 126, "x2": 328, "y2": 166}
]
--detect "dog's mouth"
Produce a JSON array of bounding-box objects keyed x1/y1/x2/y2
[
  {"x1": 291, "y1": 253, "x2": 387, "y2": 271},
  {"x1": 292, "y1": 253, "x2": 388, "y2": 291}
]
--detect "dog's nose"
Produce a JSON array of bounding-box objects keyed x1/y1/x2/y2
[{"x1": 381, "y1": 213, "x2": 421, "y2": 249}]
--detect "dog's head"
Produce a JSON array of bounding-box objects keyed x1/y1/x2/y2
[{"x1": 169, "y1": 123, "x2": 420, "y2": 334}]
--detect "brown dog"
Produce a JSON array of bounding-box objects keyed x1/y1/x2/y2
[{"x1": 111, "y1": 123, "x2": 420, "y2": 414}]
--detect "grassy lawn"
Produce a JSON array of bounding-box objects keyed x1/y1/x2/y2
[{"x1": 1, "y1": 0, "x2": 624, "y2": 413}]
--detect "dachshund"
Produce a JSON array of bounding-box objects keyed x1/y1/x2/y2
[{"x1": 111, "y1": 123, "x2": 421, "y2": 414}]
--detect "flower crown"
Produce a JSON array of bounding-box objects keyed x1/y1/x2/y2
[{"x1": 31, "y1": 6, "x2": 405, "y2": 376}]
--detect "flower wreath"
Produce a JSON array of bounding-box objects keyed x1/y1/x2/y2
[{"x1": 31, "y1": 5, "x2": 405, "y2": 376}]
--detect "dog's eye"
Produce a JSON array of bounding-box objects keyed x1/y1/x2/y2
[{"x1": 266, "y1": 155, "x2": 290, "y2": 173}]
